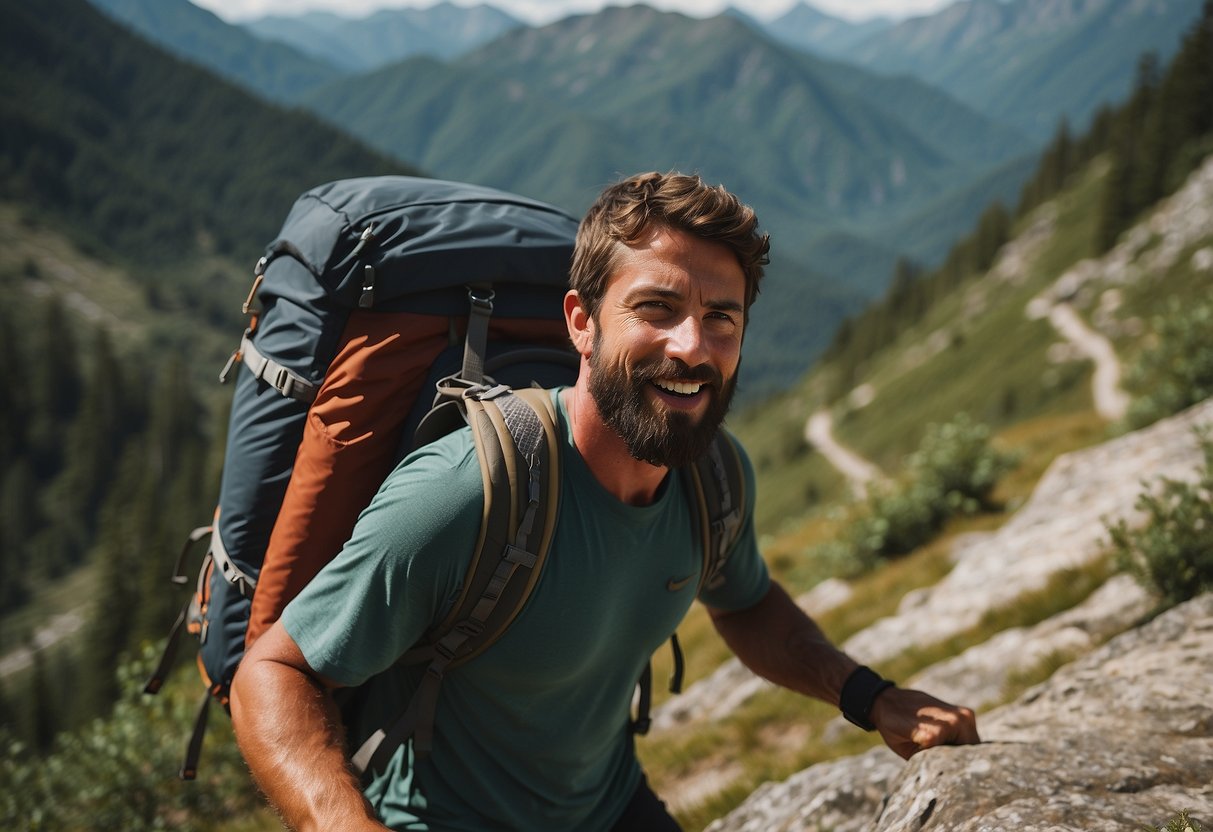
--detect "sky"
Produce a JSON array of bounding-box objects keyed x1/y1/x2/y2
[{"x1": 191, "y1": 0, "x2": 957, "y2": 25}]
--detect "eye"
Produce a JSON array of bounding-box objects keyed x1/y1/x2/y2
[
  {"x1": 635, "y1": 299, "x2": 673, "y2": 317},
  {"x1": 706, "y1": 310, "x2": 740, "y2": 329}
]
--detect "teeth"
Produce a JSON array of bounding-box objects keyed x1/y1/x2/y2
[{"x1": 656, "y1": 379, "x2": 703, "y2": 395}]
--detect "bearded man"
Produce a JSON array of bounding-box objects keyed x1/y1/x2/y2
[{"x1": 231, "y1": 172, "x2": 980, "y2": 832}]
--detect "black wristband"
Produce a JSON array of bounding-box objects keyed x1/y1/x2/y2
[{"x1": 839, "y1": 665, "x2": 895, "y2": 731}]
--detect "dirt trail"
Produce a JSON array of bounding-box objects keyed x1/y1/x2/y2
[
  {"x1": 0, "y1": 610, "x2": 86, "y2": 679},
  {"x1": 806, "y1": 409, "x2": 884, "y2": 498},
  {"x1": 1042, "y1": 301, "x2": 1130, "y2": 421}
]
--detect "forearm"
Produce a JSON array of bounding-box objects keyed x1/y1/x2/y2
[
  {"x1": 711, "y1": 580, "x2": 980, "y2": 758},
  {"x1": 709, "y1": 581, "x2": 859, "y2": 706},
  {"x1": 231, "y1": 635, "x2": 383, "y2": 832}
]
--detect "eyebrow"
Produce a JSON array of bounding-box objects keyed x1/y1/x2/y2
[{"x1": 622, "y1": 285, "x2": 744, "y2": 315}]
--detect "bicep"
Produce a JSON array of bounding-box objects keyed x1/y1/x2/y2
[{"x1": 243, "y1": 619, "x2": 345, "y2": 690}]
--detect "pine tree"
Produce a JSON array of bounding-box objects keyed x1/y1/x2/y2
[{"x1": 26, "y1": 297, "x2": 82, "y2": 478}]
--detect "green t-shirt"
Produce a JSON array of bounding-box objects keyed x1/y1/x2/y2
[{"x1": 282, "y1": 390, "x2": 769, "y2": 831}]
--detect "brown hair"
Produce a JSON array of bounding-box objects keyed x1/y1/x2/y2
[{"x1": 569, "y1": 171, "x2": 769, "y2": 320}]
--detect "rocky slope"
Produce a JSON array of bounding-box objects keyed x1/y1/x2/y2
[{"x1": 695, "y1": 396, "x2": 1213, "y2": 830}]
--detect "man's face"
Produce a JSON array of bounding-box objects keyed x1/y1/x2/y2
[{"x1": 585, "y1": 226, "x2": 746, "y2": 468}]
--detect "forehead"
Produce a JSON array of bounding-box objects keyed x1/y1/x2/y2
[{"x1": 606, "y1": 226, "x2": 745, "y2": 301}]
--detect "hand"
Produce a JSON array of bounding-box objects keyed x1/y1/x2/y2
[{"x1": 869, "y1": 687, "x2": 980, "y2": 760}]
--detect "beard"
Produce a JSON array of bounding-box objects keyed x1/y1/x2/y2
[{"x1": 588, "y1": 332, "x2": 738, "y2": 468}]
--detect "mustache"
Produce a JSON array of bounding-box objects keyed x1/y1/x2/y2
[{"x1": 631, "y1": 357, "x2": 721, "y2": 388}]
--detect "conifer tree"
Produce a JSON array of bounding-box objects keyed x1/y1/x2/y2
[{"x1": 26, "y1": 297, "x2": 82, "y2": 478}]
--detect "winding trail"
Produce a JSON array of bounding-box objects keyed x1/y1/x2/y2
[
  {"x1": 1040, "y1": 301, "x2": 1130, "y2": 422},
  {"x1": 806, "y1": 409, "x2": 884, "y2": 498}
]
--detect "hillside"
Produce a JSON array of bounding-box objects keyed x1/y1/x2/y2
[
  {"x1": 2, "y1": 0, "x2": 414, "y2": 267},
  {"x1": 845, "y1": 0, "x2": 1203, "y2": 140}
]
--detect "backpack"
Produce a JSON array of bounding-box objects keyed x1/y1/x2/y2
[{"x1": 143, "y1": 176, "x2": 748, "y2": 781}]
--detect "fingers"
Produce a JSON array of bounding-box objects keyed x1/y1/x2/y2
[{"x1": 874, "y1": 689, "x2": 981, "y2": 758}]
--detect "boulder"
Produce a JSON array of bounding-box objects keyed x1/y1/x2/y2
[{"x1": 708, "y1": 593, "x2": 1213, "y2": 831}]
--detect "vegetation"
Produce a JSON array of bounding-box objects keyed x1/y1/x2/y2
[
  {"x1": 1, "y1": 645, "x2": 259, "y2": 832},
  {"x1": 1144, "y1": 810, "x2": 1205, "y2": 832},
  {"x1": 814, "y1": 413, "x2": 1018, "y2": 572},
  {"x1": 1124, "y1": 297, "x2": 1213, "y2": 429},
  {"x1": 0, "y1": 0, "x2": 414, "y2": 269},
  {"x1": 1108, "y1": 428, "x2": 1213, "y2": 608}
]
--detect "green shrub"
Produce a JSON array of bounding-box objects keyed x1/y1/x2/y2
[
  {"x1": 0, "y1": 643, "x2": 259, "y2": 832},
  {"x1": 822, "y1": 414, "x2": 1018, "y2": 571},
  {"x1": 1142, "y1": 809, "x2": 1205, "y2": 832},
  {"x1": 1107, "y1": 427, "x2": 1213, "y2": 608},
  {"x1": 1127, "y1": 297, "x2": 1213, "y2": 428},
  {"x1": 908, "y1": 413, "x2": 1015, "y2": 512}
]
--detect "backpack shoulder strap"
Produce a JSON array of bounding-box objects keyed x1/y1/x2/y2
[
  {"x1": 685, "y1": 429, "x2": 747, "y2": 596},
  {"x1": 350, "y1": 385, "x2": 560, "y2": 777},
  {"x1": 634, "y1": 430, "x2": 748, "y2": 734}
]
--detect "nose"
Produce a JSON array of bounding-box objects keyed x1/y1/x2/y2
[{"x1": 664, "y1": 314, "x2": 710, "y2": 368}]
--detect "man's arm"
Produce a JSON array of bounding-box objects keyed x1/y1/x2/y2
[
  {"x1": 230, "y1": 622, "x2": 387, "y2": 832},
  {"x1": 707, "y1": 580, "x2": 979, "y2": 759}
]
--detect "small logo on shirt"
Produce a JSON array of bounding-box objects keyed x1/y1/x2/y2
[{"x1": 666, "y1": 573, "x2": 696, "y2": 592}]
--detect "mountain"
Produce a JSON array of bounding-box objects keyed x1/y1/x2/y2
[
  {"x1": 297, "y1": 5, "x2": 1028, "y2": 392},
  {"x1": 86, "y1": 0, "x2": 343, "y2": 101},
  {"x1": 245, "y1": 2, "x2": 523, "y2": 72},
  {"x1": 845, "y1": 0, "x2": 1204, "y2": 140},
  {"x1": 762, "y1": 2, "x2": 894, "y2": 57},
  {"x1": 3, "y1": 0, "x2": 415, "y2": 266}
]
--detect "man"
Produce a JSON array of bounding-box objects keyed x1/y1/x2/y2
[{"x1": 231, "y1": 171, "x2": 979, "y2": 831}]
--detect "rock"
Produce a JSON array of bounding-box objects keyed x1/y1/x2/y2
[
  {"x1": 876, "y1": 593, "x2": 1213, "y2": 831},
  {"x1": 901, "y1": 573, "x2": 1153, "y2": 711},
  {"x1": 709, "y1": 594, "x2": 1213, "y2": 831},
  {"x1": 703, "y1": 747, "x2": 902, "y2": 832}
]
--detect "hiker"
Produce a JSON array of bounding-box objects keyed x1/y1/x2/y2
[{"x1": 230, "y1": 171, "x2": 980, "y2": 831}]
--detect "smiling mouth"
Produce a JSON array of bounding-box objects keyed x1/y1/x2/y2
[{"x1": 654, "y1": 379, "x2": 706, "y2": 397}]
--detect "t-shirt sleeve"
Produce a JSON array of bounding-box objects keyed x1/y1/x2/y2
[
  {"x1": 281, "y1": 431, "x2": 484, "y2": 687},
  {"x1": 696, "y1": 436, "x2": 770, "y2": 612}
]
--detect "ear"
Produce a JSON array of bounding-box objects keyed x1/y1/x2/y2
[{"x1": 565, "y1": 290, "x2": 594, "y2": 357}]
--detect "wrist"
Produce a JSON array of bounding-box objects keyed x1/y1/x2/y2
[{"x1": 839, "y1": 665, "x2": 895, "y2": 731}]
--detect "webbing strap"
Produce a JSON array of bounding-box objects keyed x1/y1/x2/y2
[
  {"x1": 460, "y1": 285, "x2": 494, "y2": 384},
  {"x1": 211, "y1": 527, "x2": 256, "y2": 600},
  {"x1": 692, "y1": 435, "x2": 745, "y2": 594},
  {"x1": 144, "y1": 602, "x2": 189, "y2": 695},
  {"x1": 179, "y1": 692, "x2": 210, "y2": 781},
  {"x1": 237, "y1": 333, "x2": 318, "y2": 404},
  {"x1": 633, "y1": 663, "x2": 653, "y2": 735},
  {"x1": 145, "y1": 525, "x2": 214, "y2": 695}
]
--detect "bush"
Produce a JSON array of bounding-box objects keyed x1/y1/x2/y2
[
  {"x1": 1142, "y1": 809, "x2": 1205, "y2": 832},
  {"x1": 0, "y1": 643, "x2": 259, "y2": 832},
  {"x1": 907, "y1": 413, "x2": 1014, "y2": 513},
  {"x1": 1126, "y1": 297, "x2": 1213, "y2": 428},
  {"x1": 822, "y1": 414, "x2": 1018, "y2": 571},
  {"x1": 1107, "y1": 427, "x2": 1213, "y2": 608}
]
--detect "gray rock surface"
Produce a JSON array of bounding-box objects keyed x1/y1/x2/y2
[
  {"x1": 709, "y1": 593, "x2": 1213, "y2": 832},
  {"x1": 878, "y1": 592, "x2": 1213, "y2": 831}
]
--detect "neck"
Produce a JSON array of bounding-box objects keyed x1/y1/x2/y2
[{"x1": 561, "y1": 384, "x2": 668, "y2": 506}]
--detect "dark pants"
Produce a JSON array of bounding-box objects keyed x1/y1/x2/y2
[{"x1": 610, "y1": 777, "x2": 682, "y2": 831}]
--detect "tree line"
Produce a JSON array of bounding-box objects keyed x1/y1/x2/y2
[
  {"x1": 0, "y1": 264, "x2": 219, "y2": 748},
  {"x1": 822, "y1": 0, "x2": 1213, "y2": 401}
]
